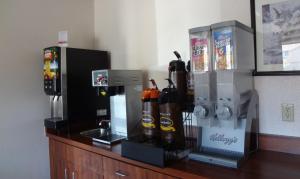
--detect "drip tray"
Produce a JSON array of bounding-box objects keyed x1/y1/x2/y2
[
  {"x1": 189, "y1": 150, "x2": 244, "y2": 168},
  {"x1": 80, "y1": 128, "x2": 126, "y2": 145}
]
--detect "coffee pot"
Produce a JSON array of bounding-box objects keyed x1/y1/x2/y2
[{"x1": 159, "y1": 79, "x2": 185, "y2": 149}]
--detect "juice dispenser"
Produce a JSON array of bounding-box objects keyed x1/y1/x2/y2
[{"x1": 43, "y1": 47, "x2": 110, "y2": 131}]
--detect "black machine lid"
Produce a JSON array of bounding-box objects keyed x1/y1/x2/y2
[
  {"x1": 159, "y1": 79, "x2": 178, "y2": 104},
  {"x1": 169, "y1": 51, "x2": 186, "y2": 72}
]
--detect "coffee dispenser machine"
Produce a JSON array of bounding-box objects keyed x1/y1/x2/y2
[
  {"x1": 81, "y1": 70, "x2": 143, "y2": 144},
  {"x1": 43, "y1": 47, "x2": 109, "y2": 131},
  {"x1": 189, "y1": 21, "x2": 259, "y2": 168}
]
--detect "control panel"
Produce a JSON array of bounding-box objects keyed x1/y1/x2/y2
[
  {"x1": 44, "y1": 47, "x2": 61, "y2": 95},
  {"x1": 92, "y1": 70, "x2": 108, "y2": 87}
]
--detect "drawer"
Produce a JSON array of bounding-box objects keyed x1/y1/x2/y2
[
  {"x1": 145, "y1": 169, "x2": 179, "y2": 179},
  {"x1": 103, "y1": 157, "x2": 146, "y2": 179}
]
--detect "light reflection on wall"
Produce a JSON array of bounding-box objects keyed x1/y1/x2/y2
[{"x1": 282, "y1": 43, "x2": 300, "y2": 70}]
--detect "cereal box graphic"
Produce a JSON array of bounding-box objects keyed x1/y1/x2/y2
[
  {"x1": 213, "y1": 29, "x2": 233, "y2": 70},
  {"x1": 191, "y1": 38, "x2": 209, "y2": 72}
]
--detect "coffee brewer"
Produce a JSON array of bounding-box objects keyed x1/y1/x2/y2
[
  {"x1": 189, "y1": 21, "x2": 259, "y2": 168},
  {"x1": 81, "y1": 70, "x2": 143, "y2": 144},
  {"x1": 43, "y1": 47, "x2": 109, "y2": 131}
]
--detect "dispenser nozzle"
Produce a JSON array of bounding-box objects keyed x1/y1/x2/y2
[{"x1": 149, "y1": 79, "x2": 158, "y2": 90}]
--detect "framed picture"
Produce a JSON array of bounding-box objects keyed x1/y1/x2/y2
[{"x1": 251, "y1": 0, "x2": 300, "y2": 75}]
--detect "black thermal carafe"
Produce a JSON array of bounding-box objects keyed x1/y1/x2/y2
[
  {"x1": 159, "y1": 79, "x2": 185, "y2": 149},
  {"x1": 169, "y1": 51, "x2": 187, "y2": 110}
]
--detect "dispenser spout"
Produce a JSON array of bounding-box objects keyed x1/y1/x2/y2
[{"x1": 149, "y1": 79, "x2": 158, "y2": 90}]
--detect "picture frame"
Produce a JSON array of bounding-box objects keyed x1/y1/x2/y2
[{"x1": 251, "y1": 0, "x2": 300, "y2": 76}]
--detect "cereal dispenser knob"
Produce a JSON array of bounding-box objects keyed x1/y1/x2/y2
[
  {"x1": 216, "y1": 105, "x2": 232, "y2": 120},
  {"x1": 194, "y1": 105, "x2": 209, "y2": 119}
]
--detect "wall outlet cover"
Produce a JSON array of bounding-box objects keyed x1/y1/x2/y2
[{"x1": 281, "y1": 103, "x2": 294, "y2": 122}]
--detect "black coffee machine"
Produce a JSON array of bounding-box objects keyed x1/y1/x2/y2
[{"x1": 43, "y1": 47, "x2": 110, "y2": 132}]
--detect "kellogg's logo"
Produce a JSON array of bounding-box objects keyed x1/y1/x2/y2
[{"x1": 209, "y1": 133, "x2": 238, "y2": 145}]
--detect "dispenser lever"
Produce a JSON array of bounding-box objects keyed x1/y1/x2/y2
[{"x1": 165, "y1": 78, "x2": 175, "y2": 88}]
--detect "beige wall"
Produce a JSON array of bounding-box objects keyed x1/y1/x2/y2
[
  {"x1": 94, "y1": 0, "x2": 300, "y2": 137},
  {"x1": 0, "y1": 0, "x2": 95, "y2": 178},
  {"x1": 94, "y1": 0, "x2": 158, "y2": 70}
]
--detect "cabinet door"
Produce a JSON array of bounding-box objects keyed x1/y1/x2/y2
[
  {"x1": 50, "y1": 139, "x2": 68, "y2": 179},
  {"x1": 53, "y1": 157, "x2": 68, "y2": 179},
  {"x1": 76, "y1": 164, "x2": 103, "y2": 179},
  {"x1": 66, "y1": 143, "x2": 103, "y2": 179},
  {"x1": 103, "y1": 156, "x2": 119, "y2": 179},
  {"x1": 103, "y1": 157, "x2": 146, "y2": 179},
  {"x1": 49, "y1": 139, "x2": 103, "y2": 179},
  {"x1": 145, "y1": 170, "x2": 179, "y2": 179},
  {"x1": 118, "y1": 161, "x2": 146, "y2": 179}
]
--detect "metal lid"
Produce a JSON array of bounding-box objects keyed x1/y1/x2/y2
[
  {"x1": 211, "y1": 20, "x2": 253, "y2": 33},
  {"x1": 189, "y1": 25, "x2": 211, "y2": 34}
]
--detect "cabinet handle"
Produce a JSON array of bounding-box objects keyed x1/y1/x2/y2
[
  {"x1": 64, "y1": 168, "x2": 68, "y2": 179},
  {"x1": 115, "y1": 170, "x2": 127, "y2": 177},
  {"x1": 72, "y1": 171, "x2": 75, "y2": 179}
]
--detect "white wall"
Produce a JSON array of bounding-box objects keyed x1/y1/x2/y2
[
  {"x1": 94, "y1": 0, "x2": 158, "y2": 70},
  {"x1": 94, "y1": 0, "x2": 300, "y2": 137},
  {"x1": 0, "y1": 0, "x2": 95, "y2": 178}
]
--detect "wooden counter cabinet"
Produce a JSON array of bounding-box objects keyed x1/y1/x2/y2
[
  {"x1": 49, "y1": 139, "x2": 178, "y2": 179},
  {"x1": 49, "y1": 139, "x2": 103, "y2": 179}
]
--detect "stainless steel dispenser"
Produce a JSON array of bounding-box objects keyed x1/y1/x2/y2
[
  {"x1": 189, "y1": 26, "x2": 217, "y2": 127},
  {"x1": 81, "y1": 70, "x2": 143, "y2": 144},
  {"x1": 189, "y1": 21, "x2": 259, "y2": 168}
]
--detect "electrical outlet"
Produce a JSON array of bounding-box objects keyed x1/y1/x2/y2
[{"x1": 281, "y1": 103, "x2": 294, "y2": 122}]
